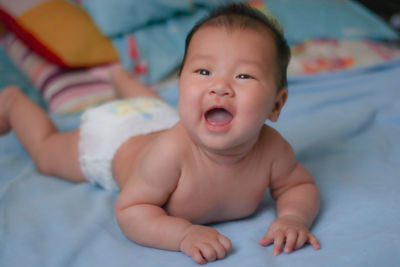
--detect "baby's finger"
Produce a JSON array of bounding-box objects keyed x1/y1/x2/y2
[
  {"x1": 295, "y1": 231, "x2": 308, "y2": 250},
  {"x1": 198, "y1": 243, "x2": 217, "y2": 262},
  {"x1": 273, "y1": 231, "x2": 285, "y2": 256},
  {"x1": 191, "y1": 247, "x2": 206, "y2": 265},
  {"x1": 258, "y1": 233, "x2": 274, "y2": 246},
  {"x1": 218, "y1": 235, "x2": 232, "y2": 252},
  {"x1": 308, "y1": 233, "x2": 320, "y2": 250},
  {"x1": 283, "y1": 229, "x2": 298, "y2": 254},
  {"x1": 210, "y1": 240, "x2": 228, "y2": 259}
]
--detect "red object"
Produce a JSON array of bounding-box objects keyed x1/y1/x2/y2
[
  {"x1": 133, "y1": 61, "x2": 148, "y2": 76},
  {"x1": 128, "y1": 36, "x2": 139, "y2": 60},
  {"x1": 0, "y1": 7, "x2": 68, "y2": 67}
]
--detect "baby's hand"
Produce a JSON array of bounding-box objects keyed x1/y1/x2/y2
[
  {"x1": 258, "y1": 215, "x2": 320, "y2": 256},
  {"x1": 180, "y1": 225, "x2": 232, "y2": 265}
]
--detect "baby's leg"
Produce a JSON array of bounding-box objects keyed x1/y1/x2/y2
[
  {"x1": 110, "y1": 65, "x2": 161, "y2": 99},
  {"x1": 0, "y1": 86, "x2": 85, "y2": 183}
]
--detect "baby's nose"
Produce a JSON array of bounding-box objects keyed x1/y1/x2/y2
[{"x1": 209, "y1": 80, "x2": 234, "y2": 97}]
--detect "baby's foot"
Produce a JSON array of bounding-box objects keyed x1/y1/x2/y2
[{"x1": 0, "y1": 86, "x2": 20, "y2": 135}]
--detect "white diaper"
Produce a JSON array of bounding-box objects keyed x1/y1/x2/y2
[{"x1": 79, "y1": 97, "x2": 179, "y2": 190}]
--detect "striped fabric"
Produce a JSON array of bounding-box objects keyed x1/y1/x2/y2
[{"x1": 3, "y1": 33, "x2": 118, "y2": 114}]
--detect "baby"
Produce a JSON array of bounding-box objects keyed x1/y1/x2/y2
[{"x1": 0, "y1": 3, "x2": 320, "y2": 265}]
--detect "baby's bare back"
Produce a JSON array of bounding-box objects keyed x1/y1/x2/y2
[{"x1": 112, "y1": 130, "x2": 164, "y2": 188}]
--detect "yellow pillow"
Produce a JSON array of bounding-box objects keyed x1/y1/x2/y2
[{"x1": 0, "y1": 0, "x2": 118, "y2": 67}]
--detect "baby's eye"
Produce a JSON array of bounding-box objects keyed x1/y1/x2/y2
[
  {"x1": 237, "y1": 74, "x2": 253, "y2": 79},
  {"x1": 196, "y1": 69, "x2": 210, "y2": 76}
]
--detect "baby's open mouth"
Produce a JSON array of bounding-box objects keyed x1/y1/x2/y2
[{"x1": 205, "y1": 108, "x2": 233, "y2": 126}]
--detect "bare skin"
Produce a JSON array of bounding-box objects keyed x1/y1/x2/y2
[
  {"x1": 0, "y1": 26, "x2": 320, "y2": 264},
  {"x1": 0, "y1": 86, "x2": 84, "y2": 182}
]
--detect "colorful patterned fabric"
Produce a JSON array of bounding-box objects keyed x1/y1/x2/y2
[
  {"x1": 3, "y1": 33, "x2": 118, "y2": 114},
  {"x1": 289, "y1": 39, "x2": 400, "y2": 76}
]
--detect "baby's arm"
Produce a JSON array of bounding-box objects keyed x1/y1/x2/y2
[
  {"x1": 259, "y1": 139, "x2": 320, "y2": 255},
  {"x1": 115, "y1": 131, "x2": 231, "y2": 264}
]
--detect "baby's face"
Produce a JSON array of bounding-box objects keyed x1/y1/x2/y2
[{"x1": 178, "y1": 26, "x2": 286, "y2": 152}]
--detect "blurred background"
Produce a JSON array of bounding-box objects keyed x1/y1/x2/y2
[{"x1": 357, "y1": 0, "x2": 400, "y2": 34}]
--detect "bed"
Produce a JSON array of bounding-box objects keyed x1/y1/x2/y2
[{"x1": 1, "y1": 1, "x2": 400, "y2": 266}]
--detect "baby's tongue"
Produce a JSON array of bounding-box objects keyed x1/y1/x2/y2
[{"x1": 206, "y1": 108, "x2": 233, "y2": 125}]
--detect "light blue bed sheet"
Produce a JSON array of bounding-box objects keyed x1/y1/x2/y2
[{"x1": 1, "y1": 59, "x2": 400, "y2": 266}]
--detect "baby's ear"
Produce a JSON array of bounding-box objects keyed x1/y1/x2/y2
[{"x1": 268, "y1": 88, "x2": 288, "y2": 122}]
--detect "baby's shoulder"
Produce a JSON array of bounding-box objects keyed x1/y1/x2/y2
[
  {"x1": 258, "y1": 125, "x2": 295, "y2": 164},
  {"x1": 260, "y1": 125, "x2": 291, "y2": 150},
  {"x1": 148, "y1": 122, "x2": 190, "y2": 158},
  {"x1": 260, "y1": 125, "x2": 297, "y2": 175},
  {"x1": 135, "y1": 123, "x2": 188, "y2": 177}
]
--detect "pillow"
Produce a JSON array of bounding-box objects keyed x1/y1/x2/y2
[
  {"x1": 3, "y1": 33, "x2": 118, "y2": 114},
  {"x1": 265, "y1": 0, "x2": 399, "y2": 44},
  {"x1": 0, "y1": 38, "x2": 45, "y2": 108},
  {"x1": 77, "y1": 0, "x2": 247, "y2": 37},
  {"x1": 111, "y1": 10, "x2": 208, "y2": 84},
  {"x1": 78, "y1": 0, "x2": 194, "y2": 37},
  {"x1": 0, "y1": 0, "x2": 119, "y2": 68},
  {"x1": 288, "y1": 39, "x2": 400, "y2": 76}
]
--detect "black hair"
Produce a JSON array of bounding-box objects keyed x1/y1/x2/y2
[{"x1": 178, "y1": 3, "x2": 291, "y2": 90}]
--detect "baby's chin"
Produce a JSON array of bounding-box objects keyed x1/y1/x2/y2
[{"x1": 196, "y1": 134, "x2": 255, "y2": 158}]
